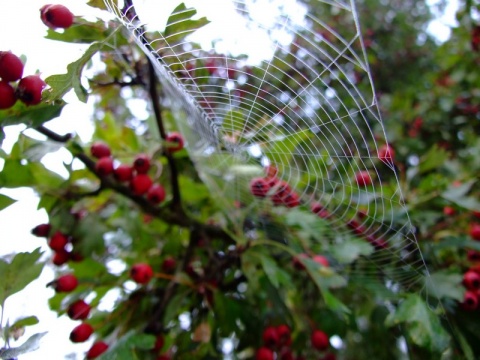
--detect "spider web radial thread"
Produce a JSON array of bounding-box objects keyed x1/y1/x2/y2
[{"x1": 104, "y1": 0, "x2": 434, "y2": 296}]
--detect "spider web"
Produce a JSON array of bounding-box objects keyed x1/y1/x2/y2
[{"x1": 104, "y1": 0, "x2": 435, "y2": 296}]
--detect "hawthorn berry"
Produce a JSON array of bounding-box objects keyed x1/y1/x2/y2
[
  {"x1": 156, "y1": 356, "x2": 171, "y2": 360},
  {"x1": 443, "y1": 206, "x2": 455, "y2": 216},
  {"x1": 154, "y1": 334, "x2": 165, "y2": 351},
  {"x1": 283, "y1": 191, "x2": 300, "y2": 208},
  {"x1": 16, "y1": 75, "x2": 46, "y2": 105},
  {"x1": 31, "y1": 223, "x2": 51, "y2": 237},
  {"x1": 250, "y1": 177, "x2": 270, "y2": 198},
  {"x1": 90, "y1": 142, "x2": 111, "y2": 159},
  {"x1": 279, "y1": 348, "x2": 294, "y2": 360},
  {"x1": 67, "y1": 299, "x2": 91, "y2": 320},
  {"x1": 313, "y1": 255, "x2": 329, "y2": 267},
  {"x1": 162, "y1": 256, "x2": 176, "y2": 273},
  {"x1": 0, "y1": 51, "x2": 24, "y2": 82},
  {"x1": 130, "y1": 174, "x2": 153, "y2": 196},
  {"x1": 276, "y1": 324, "x2": 292, "y2": 346},
  {"x1": 130, "y1": 263, "x2": 154, "y2": 284},
  {"x1": 166, "y1": 132, "x2": 184, "y2": 152},
  {"x1": 347, "y1": 219, "x2": 367, "y2": 236},
  {"x1": 265, "y1": 165, "x2": 278, "y2": 179},
  {"x1": 147, "y1": 184, "x2": 166, "y2": 204},
  {"x1": 54, "y1": 274, "x2": 78, "y2": 293},
  {"x1": 470, "y1": 223, "x2": 480, "y2": 241},
  {"x1": 467, "y1": 250, "x2": 480, "y2": 262},
  {"x1": 310, "y1": 201, "x2": 324, "y2": 214},
  {"x1": 48, "y1": 231, "x2": 68, "y2": 251},
  {"x1": 463, "y1": 271, "x2": 480, "y2": 290},
  {"x1": 292, "y1": 253, "x2": 309, "y2": 270},
  {"x1": 70, "y1": 322, "x2": 94, "y2": 343},
  {"x1": 133, "y1": 154, "x2": 151, "y2": 174},
  {"x1": 40, "y1": 4, "x2": 74, "y2": 29},
  {"x1": 114, "y1": 164, "x2": 133, "y2": 182},
  {"x1": 256, "y1": 347, "x2": 274, "y2": 360},
  {"x1": 461, "y1": 290, "x2": 478, "y2": 311},
  {"x1": 311, "y1": 329, "x2": 329, "y2": 351},
  {"x1": 355, "y1": 171, "x2": 372, "y2": 187},
  {"x1": 0, "y1": 81, "x2": 17, "y2": 109},
  {"x1": 86, "y1": 341, "x2": 109, "y2": 359},
  {"x1": 262, "y1": 326, "x2": 279, "y2": 348},
  {"x1": 377, "y1": 144, "x2": 394, "y2": 162},
  {"x1": 52, "y1": 250, "x2": 70, "y2": 266},
  {"x1": 95, "y1": 157, "x2": 114, "y2": 176}
]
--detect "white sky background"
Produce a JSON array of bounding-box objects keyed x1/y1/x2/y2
[{"x1": 0, "y1": 0, "x2": 459, "y2": 359}]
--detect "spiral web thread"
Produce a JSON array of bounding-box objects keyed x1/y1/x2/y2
[{"x1": 104, "y1": 0, "x2": 434, "y2": 295}]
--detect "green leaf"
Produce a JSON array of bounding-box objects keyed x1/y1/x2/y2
[
  {"x1": 426, "y1": 271, "x2": 463, "y2": 301},
  {"x1": 223, "y1": 109, "x2": 246, "y2": 134},
  {"x1": 0, "y1": 332, "x2": 47, "y2": 358},
  {"x1": 87, "y1": 0, "x2": 109, "y2": 10},
  {"x1": 258, "y1": 254, "x2": 292, "y2": 289},
  {"x1": 0, "y1": 194, "x2": 16, "y2": 211},
  {"x1": 0, "y1": 248, "x2": 44, "y2": 304},
  {"x1": 44, "y1": 41, "x2": 104, "y2": 103},
  {"x1": 441, "y1": 181, "x2": 480, "y2": 211},
  {"x1": 45, "y1": 21, "x2": 106, "y2": 44},
  {"x1": 164, "y1": 3, "x2": 210, "y2": 45},
  {"x1": 0, "y1": 101, "x2": 65, "y2": 127},
  {"x1": 263, "y1": 129, "x2": 311, "y2": 167},
  {"x1": 418, "y1": 145, "x2": 449, "y2": 173},
  {"x1": 98, "y1": 331, "x2": 155, "y2": 360},
  {"x1": 385, "y1": 294, "x2": 449, "y2": 353},
  {"x1": 10, "y1": 316, "x2": 39, "y2": 329},
  {"x1": 331, "y1": 237, "x2": 374, "y2": 264}
]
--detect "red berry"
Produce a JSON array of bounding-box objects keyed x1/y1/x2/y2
[
  {"x1": 256, "y1": 347, "x2": 274, "y2": 360},
  {"x1": 130, "y1": 263, "x2": 154, "y2": 284},
  {"x1": 262, "y1": 326, "x2": 279, "y2": 348},
  {"x1": 90, "y1": 142, "x2": 111, "y2": 159},
  {"x1": 378, "y1": 144, "x2": 394, "y2": 163},
  {"x1": 443, "y1": 206, "x2": 455, "y2": 216},
  {"x1": 0, "y1": 51, "x2": 24, "y2": 82},
  {"x1": 347, "y1": 219, "x2": 367, "y2": 236},
  {"x1": 40, "y1": 4, "x2": 74, "y2": 29},
  {"x1": 467, "y1": 250, "x2": 480, "y2": 262},
  {"x1": 283, "y1": 191, "x2": 300, "y2": 208},
  {"x1": 0, "y1": 81, "x2": 16, "y2": 109},
  {"x1": 154, "y1": 335, "x2": 165, "y2": 351},
  {"x1": 276, "y1": 324, "x2": 291, "y2": 346},
  {"x1": 162, "y1": 257, "x2": 176, "y2": 273},
  {"x1": 473, "y1": 211, "x2": 480, "y2": 219},
  {"x1": 271, "y1": 181, "x2": 292, "y2": 205},
  {"x1": 166, "y1": 132, "x2": 184, "y2": 152},
  {"x1": 114, "y1": 164, "x2": 133, "y2": 182},
  {"x1": 250, "y1": 177, "x2": 270, "y2": 198},
  {"x1": 48, "y1": 231, "x2": 68, "y2": 251},
  {"x1": 130, "y1": 174, "x2": 153, "y2": 196},
  {"x1": 279, "y1": 348, "x2": 294, "y2": 360},
  {"x1": 67, "y1": 299, "x2": 91, "y2": 320},
  {"x1": 355, "y1": 171, "x2": 372, "y2": 187},
  {"x1": 16, "y1": 75, "x2": 46, "y2": 105},
  {"x1": 470, "y1": 223, "x2": 480, "y2": 241},
  {"x1": 52, "y1": 250, "x2": 70, "y2": 266},
  {"x1": 86, "y1": 341, "x2": 109, "y2": 359},
  {"x1": 54, "y1": 274, "x2": 78, "y2": 293},
  {"x1": 147, "y1": 184, "x2": 166, "y2": 204},
  {"x1": 293, "y1": 253, "x2": 309, "y2": 270},
  {"x1": 95, "y1": 157, "x2": 114, "y2": 176},
  {"x1": 31, "y1": 223, "x2": 51, "y2": 237},
  {"x1": 313, "y1": 255, "x2": 329, "y2": 267},
  {"x1": 156, "y1": 356, "x2": 170, "y2": 360},
  {"x1": 311, "y1": 329, "x2": 329, "y2": 351},
  {"x1": 310, "y1": 201, "x2": 324, "y2": 214},
  {"x1": 462, "y1": 290, "x2": 478, "y2": 311},
  {"x1": 70, "y1": 322, "x2": 94, "y2": 343},
  {"x1": 265, "y1": 165, "x2": 278, "y2": 179},
  {"x1": 463, "y1": 271, "x2": 480, "y2": 290},
  {"x1": 133, "y1": 154, "x2": 151, "y2": 174}
]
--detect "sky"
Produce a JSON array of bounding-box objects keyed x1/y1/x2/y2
[{"x1": 0, "y1": 0, "x2": 460, "y2": 359}]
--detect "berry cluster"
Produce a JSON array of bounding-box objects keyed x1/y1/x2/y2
[
  {"x1": 460, "y1": 215, "x2": 480, "y2": 311},
  {"x1": 255, "y1": 326, "x2": 334, "y2": 360},
  {"x1": 0, "y1": 51, "x2": 46, "y2": 109},
  {"x1": 31, "y1": 223, "x2": 83, "y2": 266},
  {"x1": 90, "y1": 142, "x2": 167, "y2": 202},
  {"x1": 249, "y1": 166, "x2": 300, "y2": 208}
]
